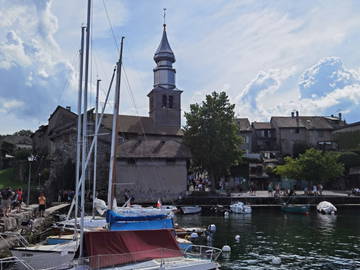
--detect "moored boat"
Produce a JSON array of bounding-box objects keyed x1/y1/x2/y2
[
  {"x1": 317, "y1": 201, "x2": 337, "y2": 215},
  {"x1": 230, "y1": 202, "x2": 252, "y2": 214},
  {"x1": 181, "y1": 206, "x2": 202, "y2": 215},
  {"x1": 281, "y1": 204, "x2": 310, "y2": 215}
]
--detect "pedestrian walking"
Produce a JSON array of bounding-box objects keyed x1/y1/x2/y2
[
  {"x1": 38, "y1": 192, "x2": 46, "y2": 217},
  {"x1": 318, "y1": 184, "x2": 323, "y2": 196},
  {"x1": 268, "y1": 182, "x2": 273, "y2": 196},
  {"x1": 312, "y1": 185, "x2": 318, "y2": 196},
  {"x1": 16, "y1": 188, "x2": 23, "y2": 213},
  {"x1": 1, "y1": 188, "x2": 13, "y2": 217}
]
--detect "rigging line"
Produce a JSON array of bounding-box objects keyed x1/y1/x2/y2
[
  {"x1": 57, "y1": 52, "x2": 79, "y2": 105},
  {"x1": 102, "y1": 0, "x2": 120, "y2": 52}
]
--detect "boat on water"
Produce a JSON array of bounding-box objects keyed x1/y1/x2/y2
[
  {"x1": 317, "y1": 201, "x2": 337, "y2": 215},
  {"x1": 230, "y1": 202, "x2": 252, "y2": 214},
  {"x1": 70, "y1": 229, "x2": 221, "y2": 270},
  {"x1": 281, "y1": 204, "x2": 310, "y2": 215},
  {"x1": 181, "y1": 206, "x2": 202, "y2": 215}
]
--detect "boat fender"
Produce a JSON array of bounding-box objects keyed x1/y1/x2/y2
[
  {"x1": 222, "y1": 245, "x2": 231, "y2": 252},
  {"x1": 190, "y1": 232, "x2": 199, "y2": 239},
  {"x1": 208, "y1": 224, "x2": 216, "y2": 232},
  {"x1": 206, "y1": 235, "x2": 212, "y2": 242},
  {"x1": 235, "y1": 235, "x2": 240, "y2": 241},
  {"x1": 224, "y1": 211, "x2": 229, "y2": 218},
  {"x1": 271, "y1": 256, "x2": 281, "y2": 265}
]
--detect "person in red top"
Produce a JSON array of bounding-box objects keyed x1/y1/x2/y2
[{"x1": 16, "y1": 188, "x2": 23, "y2": 213}]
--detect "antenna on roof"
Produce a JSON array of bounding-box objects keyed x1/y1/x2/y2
[{"x1": 163, "y1": 8, "x2": 167, "y2": 28}]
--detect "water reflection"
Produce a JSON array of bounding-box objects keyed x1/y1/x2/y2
[
  {"x1": 177, "y1": 208, "x2": 360, "y2": 270},
  {"x1": 316, "y1": 213, "x2": 337, "y2": 235}
]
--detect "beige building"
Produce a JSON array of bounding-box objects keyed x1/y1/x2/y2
[{"x1": 32, "y1": 24, "x2": 191, "y2": 203}]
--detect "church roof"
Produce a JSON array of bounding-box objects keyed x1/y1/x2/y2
[
  {"x1": 101, "y1": 114, "x2": 182, "y2": 136},
  {"x1": 271, "y1": 116, "x2": 344, "y2": 130},
  {"x1": 236, "y1": 118, "x2": 251, "y2": 131},
  {"x1": 117, "y1": 139, "x2": 191, "y2": 159},
  {"x1": 154, "y1": 26, "x2": 175, "y2": 63}
]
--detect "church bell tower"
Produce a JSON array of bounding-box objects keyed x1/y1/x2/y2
[{"x1": 147, "y1": 21, "x2": 182, "y2": 128}]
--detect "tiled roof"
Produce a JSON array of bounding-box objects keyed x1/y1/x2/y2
[
  {"x1": 252, "y1": 122, "x2": 272, "y2": 129},
  {"x1": 236, "y1": 118, "x2": 251, "y2": 131},
  {"x1": 101, "y1": 114, "x2": 182, "y2": 136},
  {"x1": 117, "y1": 139, "x2": 191, "y2": 159},
  {"x1": 271, "y1": 116, "x2": 344, "y2": 130}
]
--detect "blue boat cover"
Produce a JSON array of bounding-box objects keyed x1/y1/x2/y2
[
  {"x1": 106, "y1": 210, "x2": 169, "y2": 223},
  {"x1": 110, "y1": 218, "x2": 174, "y2": 231}
]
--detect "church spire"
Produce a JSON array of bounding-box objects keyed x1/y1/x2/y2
[{"x1": 153, "y1": 9, "x2": 176, "y2": 89}]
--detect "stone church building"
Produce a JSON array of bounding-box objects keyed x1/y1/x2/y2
[{"x1": 32, "y1": 24, "x2": 191, "y2": 203}]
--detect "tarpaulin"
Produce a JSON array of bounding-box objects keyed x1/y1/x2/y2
[
  {"x1": 106, "y1": 209, "x2": 168, "y2": 223},
  {"x1": 83, "y1": 230, "x2": 182, "y2": 268},
  {"x1": 110, "y1": 218, "x2": 174, "y2": 231}
]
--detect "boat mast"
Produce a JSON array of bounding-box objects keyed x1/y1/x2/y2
[
  {"x1": 80, "y1": 0, "x2": 92, "y2": 258},
  {"x1": 107, "y1": 37, "x2": 125, "y2": 210},
  {"x1": 92, "y1": 79, "x2": 100, "y2": 219},
  {"x1": 75, "y1": 26, "x2": 85, "y2": 237}
]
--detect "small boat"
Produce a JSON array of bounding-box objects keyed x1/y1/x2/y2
[
  {"x1": 317, "y1": 201, "x2": 337, "y2": 215},
  {"x1": 181, "y1": 206, "x2": 202, "y2": 214},
  {"x1": 230, "y1": 202, "x2": 252, "y2": 214},
  {"x1": 281, "y1": 204, "x2": 310, "y2": 215},
  {"x1": 10, "y1": 241, "x2": 76, "y2": 270}
]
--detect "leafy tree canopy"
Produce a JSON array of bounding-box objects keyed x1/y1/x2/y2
[
  {"x1": 274, "y1": 148, "x2": 344, "y2": 184},
  {"x1": 183, "y1": 91, "x2": 243, "y2": 188},
  {"x1": 13, "y1": 129, "x2": 33, "y2": 137}
]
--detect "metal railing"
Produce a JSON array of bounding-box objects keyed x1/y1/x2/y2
[
  {"x1": 183, "y1": 245, "x2": 222, "y2": 261},
  {"x1": 0, "y1": 256, "x2": 35, "y2": 270},
  {"x1": 51, "y1": 246, "x2": 221, "y2": 269},
  {"x1": 0, "y1": 232, "x2": 29, "y2": 248}
]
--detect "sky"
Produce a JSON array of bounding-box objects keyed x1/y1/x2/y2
[{"x1": 0, "y1": 0, "x2": 360, "y2": 134}]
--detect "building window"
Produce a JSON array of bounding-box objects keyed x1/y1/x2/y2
[
  {"x1": 162, "y1": 95, "x2": 167, "y2": 108},
  {"x1": 150, "y1": 97, "x2": 154, "y2": 110},
  {"x1": 264, "y1": 130, "x2": 269, "y2": 138},
  {"x1": 127, "y1": 158, "x2": 136, "y2": 165},
  {"x1": 166, "y1": 158, "x2": 176, "y2": 165},
  {"x1": 169, "y1": 96, "x2": 174, "y2": 108}
]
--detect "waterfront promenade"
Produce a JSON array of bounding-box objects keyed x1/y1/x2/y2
[{"x1": 181, "y1": 190, "x2": 360, "y2": 207}]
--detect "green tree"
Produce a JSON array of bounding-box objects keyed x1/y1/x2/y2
[
  {"x1": 274, "y1": 148, "x2": 344, "y2": 184},
  {"x1": 13, "y1": 129, "x2": 33, "y2": 137},
  {"x1": 184, "y1": 91, "x2": 243, "y2": 190}
]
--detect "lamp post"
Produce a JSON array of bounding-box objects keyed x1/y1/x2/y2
[{"x1": 27, "y1": 155, "x2": 35, "y2": 205}]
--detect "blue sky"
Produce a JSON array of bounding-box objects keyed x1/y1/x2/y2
[{"x1": 0, "y1": 0, "x2": 360, "y2": 134}]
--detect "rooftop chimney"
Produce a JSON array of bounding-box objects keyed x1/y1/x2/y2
[
  {"x1": 296, "y1": 111, "x2": 299, "y2": 117},
  {"x1": 291, "y1": 112, "x2": 294, "y2": 118},
  {"x1": 66, "y1": 106, "x2": 71, "y2": 111},
  {"x1": 338, "y1": 112, "x2": 342, "y2": 120}
]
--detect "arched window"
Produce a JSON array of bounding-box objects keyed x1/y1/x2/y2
[
  {"x1": 162, "y1": 95, "x2": 167, "y2": 108},
  {"x1": 169, "y1": 96, "x2": 174, "y2": 108}
]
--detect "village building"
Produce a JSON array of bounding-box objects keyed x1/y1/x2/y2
[
  {"x1": 271, "y1": 112, "x2": 345, "y2": 156},
  {"x1": 32, "y1": 23, "x2": 190, "y2": 203}
]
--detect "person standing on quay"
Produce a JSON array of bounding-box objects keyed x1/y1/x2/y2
[
  {"x1": 38, "y1": 192, "x2": 46, "y2": 217},
  {"x1": 16, "y1": 188, "x2": 23, "y2": 213}
]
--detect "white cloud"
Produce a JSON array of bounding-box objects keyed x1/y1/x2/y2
[
  {"x1": 0, "y1": 0, "x2": 77, "y2": 124},
  {"x1": 234, "y1": 57, "x2": 360, "y2": 122}
]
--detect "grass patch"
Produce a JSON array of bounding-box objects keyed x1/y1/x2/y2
[{"x1": 0, "y1": 168, "x2": 26, "y2": 189}]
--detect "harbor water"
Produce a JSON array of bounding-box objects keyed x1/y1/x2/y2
[{"x1": 176, "y1": 207, "x2": 360, "y2": 270}]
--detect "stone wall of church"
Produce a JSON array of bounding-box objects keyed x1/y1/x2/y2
[{"x1": 115, "y1": 159, "x2": 187, "y2": 203}]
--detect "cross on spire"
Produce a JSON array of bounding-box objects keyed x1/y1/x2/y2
[{"x1": 163, "y1": 8, "x2": 167, "y2": 28}]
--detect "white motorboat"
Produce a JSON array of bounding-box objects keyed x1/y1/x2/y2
[
  {"x1": 317, "y1": 201, "x2": 337, "y2": 215},
  {"x1": 181, "y1": 206, "x2": 202, "y2": 215},
  {"x1": 10, "y1": 240, "x2": 77, "y2": 270},
  {"x1": 230, "y1": 202, "x2": 252, "y2": 214}
]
